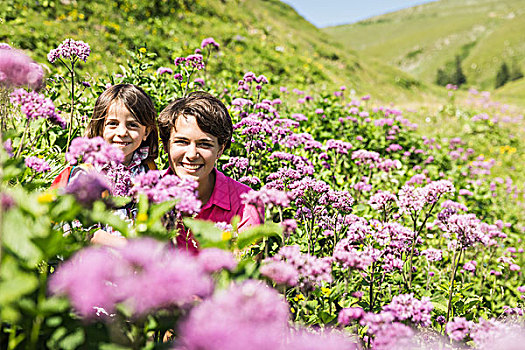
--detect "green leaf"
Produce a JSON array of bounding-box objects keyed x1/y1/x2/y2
[
  {"x1": 0, "y1": 263, "x2": 38, "y2": 305},
  {"x1": 237, "y1": 223, "x2": 282, "y2": 250},
  {"x1": 90, "y1": 201, "x2": 130, "y2": 237},
  {"x1": 431, "y1": 299, "x2": 448, "y2": 314},
  {"x1": 319, "y1": 311, "x2": 337, "y2": 324},
  {"x1": 110, "y1": 196, "x2": 133, "y2": 208},
  {"x1": 58, "y1": 328, "x2": 85, "y2": 350},
  {"x1": 183, "y1": 218, "x2": 226, "y2": 248},
  {"x1": 2, "y1": 209, "x2": 44, "y2": 264}
]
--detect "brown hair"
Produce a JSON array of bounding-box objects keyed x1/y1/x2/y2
[
  {"x1": 158, "y1": 91, "x2": 233, "y2": 152},
  {"x1": 85, "y1": 84, "x2": 158, "y2": 161}
]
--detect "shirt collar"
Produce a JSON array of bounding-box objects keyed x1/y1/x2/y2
[{"x1": 205, "y1": 168, "x2": 230, "y2": 211}]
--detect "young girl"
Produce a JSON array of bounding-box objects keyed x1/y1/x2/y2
[{"x1": 52, "y1": 84, "x2": 159, "y2": 247}]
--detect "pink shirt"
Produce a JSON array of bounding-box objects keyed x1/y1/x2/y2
[{"x1": 166, "y1": 168, "x2": 263, "y2": 253}]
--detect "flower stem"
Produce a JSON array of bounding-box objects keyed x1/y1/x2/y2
[
  {"x1": 66, "y1": 60, "x2": 76, "y2": 153},
  {"x1": 14, "y1": 119, "x2": 30, "y2": 158},
  {"x1": 446, "y1": 247, "x2": 463, "y2": 322}
]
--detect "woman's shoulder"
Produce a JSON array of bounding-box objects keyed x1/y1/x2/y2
[{"x1": 216, "y1": 169, "x2": 252, "y2": 196}]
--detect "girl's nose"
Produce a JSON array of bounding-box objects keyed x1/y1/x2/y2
[{"x1": 116, "y1": 123, "x2": 128, "y2": 136}]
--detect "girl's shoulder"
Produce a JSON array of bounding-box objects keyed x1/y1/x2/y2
[{"x1": 50, "y1": 163, "x2": 94, "y2": 189}]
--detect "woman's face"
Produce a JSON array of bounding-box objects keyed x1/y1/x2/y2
[
  {"x1": 167, "y1": 114, "x2": 224, "y2": 188},
  {"x1": 102, "y1": 100, "x2": 149, "y2": 165}
]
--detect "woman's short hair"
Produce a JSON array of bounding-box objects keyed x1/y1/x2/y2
[
  {"x1": 85, "y1": 84, "x2": 159, "y2": 161},
  {"x1": 158, "y1": 91, "x2": 233, "y2": 152}
]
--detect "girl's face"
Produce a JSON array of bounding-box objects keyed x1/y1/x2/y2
[
  {"x1": 167, "y1": 115, "x2": 224, "y2": 191},
  {"x1": 103, "y1": 100, "x2": 149, "y2": 165}
]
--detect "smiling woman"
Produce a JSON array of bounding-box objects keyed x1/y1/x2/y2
[{"x1": 158, "y1": 92, "x2": 263, "y2": 252}]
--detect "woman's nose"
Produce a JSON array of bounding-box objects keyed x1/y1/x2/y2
[{"x1": 185, "y1": 143, "x2": 199, "y2": 159}]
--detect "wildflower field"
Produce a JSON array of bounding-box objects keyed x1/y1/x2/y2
[{"x1": 0, "y1": 36, "x2": 524, "y2": 349}]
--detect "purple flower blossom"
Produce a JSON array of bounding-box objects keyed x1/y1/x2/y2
[
  {"x1": 50, "y1": 238, "x2": 213, "y2": 318},
  {"x1": 24, "y1": 156, "x2": 50, "y2": 173},
  {"x1": 267, "y1": 245, "x2": 332, "y2": 290},
  {"x1": 65, "y1": 137, "x2": 124, "y2": 168},
  {"x1": 443, "y1": 214, "x2": 489, "y2": 248},
  {"x1": 10, "y1": 89, "x2": 61, "y2": 124},
  {"x1": 177, "y1": 280, "x2": 289, "y2": 350},
  {"x1": 287, "y1": 329, "x2": 359, "y2": 350},
  {"x1": 241, "y1": 186, "x2": 291, "y2": 209},
  {"x1": 422, "y1": 248, "x2": 442, "y2": 262},
  {"x1": 47, "y1": 38, "x2": 91, "y2": 63},
  {"x1": 352, "y1": 149, "x2": 381, "y2": 167},
  {"x1": 196, "y1": 248, "x2": 237, "y2": 273},
  {"x1": 338, "y1": 307, "x2": 365, "y2": 325},
  {"x1": 446, "y1": 317, "x2": 473, "y2": 342},
  {"x1": 156, "y1": 67, "x2": 173, "y2": 75},
  {"x1": 1, "y1": 193, "x2": 15, "y2": 211},
  {"x1": 260, "y1": 260, "x2": 299, "y2": 286},
  {"x1": 0, "y1": 48, "x2": 43, "y2": 89},
  {"x1": 397, "y1": 185, "x2": 426, "y2": 215},
  {"x1": 383, "y1": 293, "x2": 433, "y2": 327},
  {"x1": 64, "y1": 171, "x2": 111, "y2": 207},
  {"x1": 281, "y1": 218, "x2": 297, "y2": 238},
  {"x1": 131, "y1": 171, "x2": 201, "y2": 215},
  {"x1": 334, "y1": 238, "x2": 374, "y2": 270},
  {"x1": 173, "y1": 73, "x2": 183, "y2": 81},
  {"x1": 325, "y1": 139, "x2": 353, "y2": 154},
  {"x1": 201, "y1": 37, "x2": 220, "y2": 50},
  {"x1": 369, "y1": 191, "x2": 396, "y2": 212},
  {"x1": 3, "y1": 139, "x2": 13, "y2": 157}
]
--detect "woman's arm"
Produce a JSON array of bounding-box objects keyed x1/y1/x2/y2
[{"x1": 91, "y1": 229, "x2": 127, "y2": 248}]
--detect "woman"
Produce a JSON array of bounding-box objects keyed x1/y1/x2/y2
[{"x1": 158, "y1": 91, "x2": 262, "y2": 251}]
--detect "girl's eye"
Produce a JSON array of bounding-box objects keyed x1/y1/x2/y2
[
  {"x1": 128, "y1": 122, "x2": 140, "y2": 128},
  {"x1": 173, "y1": 140, "x2": 188, "y2": 145},
  {"x1": 105, "y1": 120, "x2": 118, "y2": 126},
  {"x1": 199, "y1": 143, "x2": 213, "y2": 148}
]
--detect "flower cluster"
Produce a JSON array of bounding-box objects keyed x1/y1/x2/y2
[
  {"x1": 131, "y1": 171, "x2": 201, "y2": 215},
  {"x1": 333, "y1": 239, "x2": 374, "y2": 270},
  {"x1": 262, "y1": 245, "x2": 332, "y2": 289},
  {"x1": 177, "y1": 280, "x2": 289, "y2": 349},
  {"x1": 0, "y1": 47, "x2": 43, "y2": 89},
  {"x1": 64, "y1": 171, "x2": 111, "y2": 207},
  {"x1": 382, "y1": 293, "x2": 433, "y2": 327},
  {"x1": 446, "y1": 317, "x2": 474, "y2": 342},
  {"x1": 50, "y1": 238, "x2": 213, "y2": 318},
  {"x1": 47, "y1": 38, "x2": 91, "y2": 63},
  {"x1": 65, "y1": 137, "x2": 124, "y2": 168},
  {"x1": 201, "y1": 37, "x2": 220, "y2": 50},
  {"x1": 369, "y1": 190, "x2": 397, "y2": 212},
  {"x1": 174, "y1": 54, "x2": 204, "y2": 70},
  {"x1": 24, "y1": 156, "x2": 50, "y2": 173},
  {"x1": 442, "y1": 214, "x2": 489, "y2": 248},
  {"x1": 241, "y1": 186, "x2": 291, "y2": 209},
  {"x1": 10, "y1": 89, "x2": 64, "y2": 127}
]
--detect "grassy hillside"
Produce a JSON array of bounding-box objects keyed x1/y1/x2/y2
[
  {"x1": 0, "y1": 0, "x2": 440, "y2": 104},
  {"x1": 324, "y1": 0, "x2": 525, "y2": 103}
]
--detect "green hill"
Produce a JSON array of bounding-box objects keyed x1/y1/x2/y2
[
  {"x1": 324, "y1": 0, "x2": 525, "y2": 103},
  {"x1": 0, "y1": 0, "x2": 439, "y2": 103}
]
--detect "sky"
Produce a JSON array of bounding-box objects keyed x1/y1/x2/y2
[{"x1": 280, "y1": 0, "x2": 438, "y2": 27}]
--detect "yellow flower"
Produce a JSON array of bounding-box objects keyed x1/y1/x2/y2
[
  {"x1": 136, "y1": 213, "x2": 148, "y2": 222},
  {"x1": 290, "y1": 307, "x2": 295, "y2": 313},
  {"x1": 321, "y1": 287, "x2": 331, "y2": 296},
  {"x1": 37, "y1": 192, "x2": 56, "y2": 204},
  {"x1": 221, "y1": 231, "x2": 232, "y2": 241},
  {"x1": 139, "y1": 48, "x2": 147, "y2": 53},
  {"x1": 293, "y1": 293, "x2": 305, "y2": 302}
]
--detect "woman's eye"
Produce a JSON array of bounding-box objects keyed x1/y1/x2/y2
[
  {"x1": 128, "y1": 122, "x2": 140, "y2": 128},
  {"x1": 199, "y1": 143, "x2": 213, "y2": 148}
]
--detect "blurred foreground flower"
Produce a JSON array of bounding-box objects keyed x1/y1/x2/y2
[
  {"x1": 50, "y1": 238, "x2": 213, "y2": 318},
  {"x1": 0, "y1": 45, "x2": 43, "y2": 89}
]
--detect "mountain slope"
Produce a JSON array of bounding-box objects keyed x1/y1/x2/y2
[
  {"x1": 324, "y1": 0, "x2": 525, "y2": 100},
  {"x1": 0, "y1": 0, "x2": 439, "y2": 103}
]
